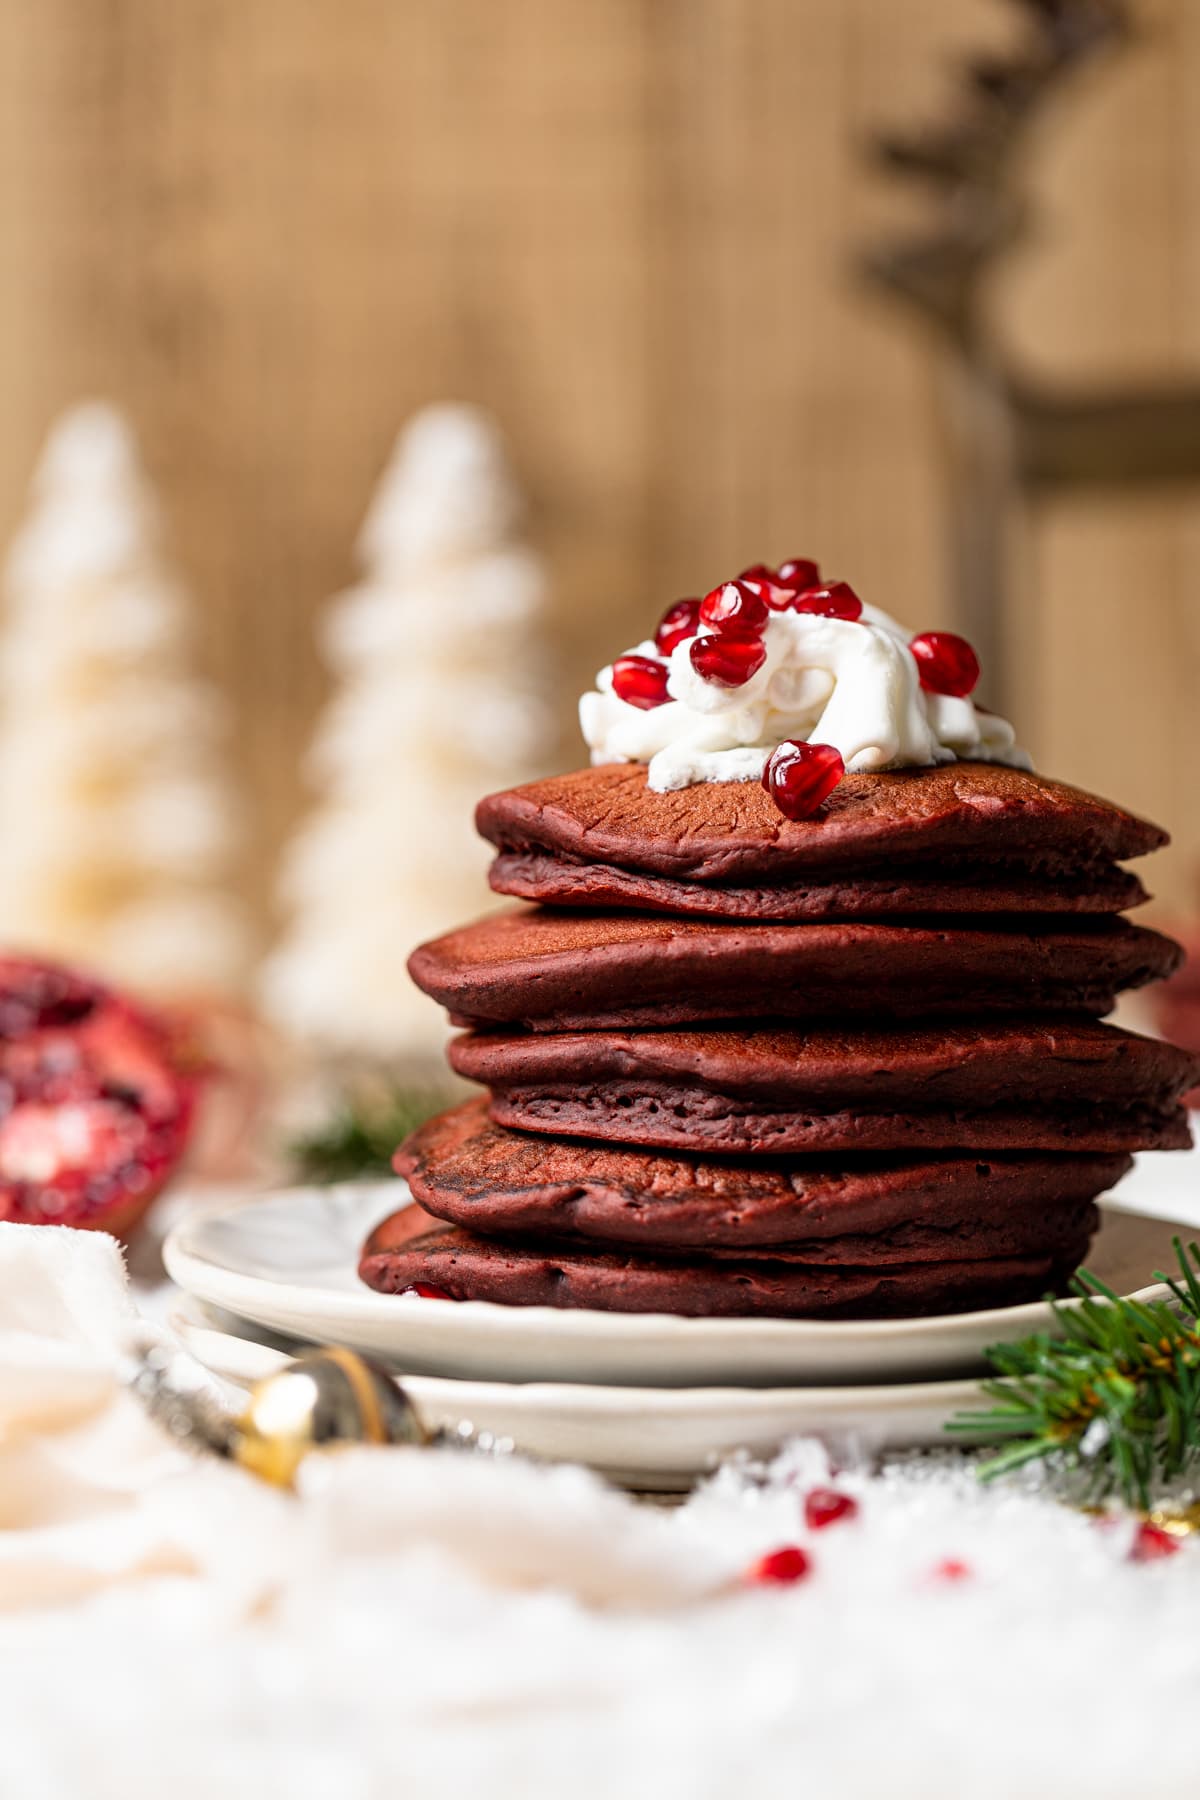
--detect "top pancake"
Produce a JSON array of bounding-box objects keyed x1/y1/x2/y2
[
  {"x1": 487, "y1": 847, "x2": 1147, "y2": 921},
  {"x1": 477, "y1": 764, "x2": 1165, "y2": 909}
]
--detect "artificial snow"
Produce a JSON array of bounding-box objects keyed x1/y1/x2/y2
[{"x1": 0, "y1": 1434, "x2": 1193, "y2": 1800}]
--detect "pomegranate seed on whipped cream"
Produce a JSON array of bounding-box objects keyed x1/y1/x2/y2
[
  {"x1": 699, "y1": 579, "x2": 770, "y2": 635},
  {"x1": 793, "y1": 581, "x2": 864, "y2": 623},
  {"x1": 611, "y1": 653, "x2": 671, "y2": 710},
  {"x1": 654, "y1": 598, "x2": 702, "y2": 656},
  {"x1": 909, "y1": 629, "x2": 982, "y2": 699},
  {"x1": 580, "y1": 562, "x2": 1028, "y2": 792}
]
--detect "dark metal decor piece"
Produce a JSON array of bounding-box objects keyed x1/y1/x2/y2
[{"x1": 861, "y1": 0, "x2": 1200, "y2": 708}]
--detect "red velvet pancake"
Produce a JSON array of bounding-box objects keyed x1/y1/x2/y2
[
  {"x1": 395, "y1": 1098, "x2": 1126, "y2": 1255},
  {"x1": 488, "y1": 848, "x2": 1147, "y2": 921},
  {"x1": 476, "y1": 763, "x2": 1165, "y2": 889},
  {"x1": 358, "y1": 1204, "x2": 1093, "y2": 1319},
  {"x1": 409, "y1": 909, "x2": 1181, "y2": 1032},
  {"x1": 449, "y1": 1019, "x2": 1199, "y2": 1154}
]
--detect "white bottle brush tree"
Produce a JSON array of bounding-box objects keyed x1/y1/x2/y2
[
  {"x1": 263, "y1": 403, "x2": 555, "y2": 1066},
  {"x1": 0, "y1": 402, "x2": 250, "y2": 999}
]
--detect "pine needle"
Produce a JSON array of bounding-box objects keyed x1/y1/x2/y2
[
  {"x1": 289, "y1": 1086, "x2": 446, "y2": 1183},
  {"x1": 950, "y1": 1238, "x2": 1200, "y2": 1509}
]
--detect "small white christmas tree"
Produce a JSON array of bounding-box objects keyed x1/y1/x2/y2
[
  {"x1": 0, "y1": 401, "x2": 250, "y2": 997},
  {"x1": 262, "y1": 403, "x2": 555, "y2": 1061}
]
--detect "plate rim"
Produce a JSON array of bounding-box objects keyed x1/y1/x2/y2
[
  {"x1": 163, "y1": 1181, "x2": 1174, "y2": 1348},
  {"x1": 168, "y1": 1305, "x2": 994, "y2": 1409}
]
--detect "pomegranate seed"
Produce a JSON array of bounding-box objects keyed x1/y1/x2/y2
[
  {"x1": 401, "y1": 1282, "x2": 456, "y2": 1300},
  {"x1": 690, "y1": 631, "x2": 767, "y2": 688},
  {"x1": 737, "y1": 563, "x2": 773, "y2": 581},
  {"x1": 909, "y1": 630, "x2": 980, "y2": 698},
  {"x1": 804, "y1": 1487, "x2": 859, "y2": 1530},
  {"x1": 792, "y1": 581, "x2": 864, "y2": 623},
  {"x1": 931, "y1": 1558, "x2": 972, "y2": 1583},
  {"x1": 765, "y1": 584, "x2": 800, "y2": 611},
  {"x1": 775, "y1": 558, "x2": 820, "y2": 591},
  {"x1": 1088, "y1": 1512, "x2": 1122, "y2": 1535},
  {"x1": 1129, "y1": 1520, "x2": 1181, "y2": 1563},
  {"x1": 762, "y1": 741, "x2": 845, "y2": 820},
  {"x1": 746, "y1": 1545, "x2": 811, "y2": 1586},
  {"x1": 699, "y1": 580, "x2": 769, "y2": 636},
  {"x1": 655, "y1": 598, "x2": 701, "y2": 656},
  {"x1": 739, "y1": 571, "x2": 797, "y2": 612},
  {"x1": 612, "y1": 654, "x2": 671, "y2": 710}
]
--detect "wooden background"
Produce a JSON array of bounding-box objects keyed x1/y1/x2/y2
[{"x1": 0, "y1": 0, "x2": 1196, "y2": 931}]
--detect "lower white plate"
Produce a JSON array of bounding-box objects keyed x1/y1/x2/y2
[
  {"x1": 162, "y1": 1180, "x2": 1186, "y2": 1388},
  {"x1": 171, "y1": 1303, "x2": 995, "y2": 1490}
]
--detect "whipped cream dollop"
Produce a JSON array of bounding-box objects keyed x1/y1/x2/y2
[{"x1": 580, "y1": 601, "x2": 1030, "y2": 791}]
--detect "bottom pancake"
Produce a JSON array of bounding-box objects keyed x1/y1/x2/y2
[
  {"x1": 359, "y1": 1204, "x2": 1093, "y2": 1320},
  {"x1": 396, "y1": 1099, "x2": 1122, "y2": 1256}
]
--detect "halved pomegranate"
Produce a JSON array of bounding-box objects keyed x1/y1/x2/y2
[{"x1": 0, "y1": 957, "x2": 199, "y2": 1238}]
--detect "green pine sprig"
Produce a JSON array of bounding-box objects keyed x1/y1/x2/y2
[
  {"x1": 949, "y1": 1238, "x2": 1200, "y2": 1509},
  {"x1": 289, "y1": 1086, "x2": 447, "y2": 1184}
]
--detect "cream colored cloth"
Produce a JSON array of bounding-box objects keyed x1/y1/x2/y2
[
  {"x1": 0, "y1": 1222, "x2": 718, "y2": 1617},
  {"x1": 0, "y1": 1224, "x2": 288, "y2": 1613}
]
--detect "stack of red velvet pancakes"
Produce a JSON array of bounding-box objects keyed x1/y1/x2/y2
[{"x1": 360, "y1": 758, "x2": 1199, "y2": 1319}]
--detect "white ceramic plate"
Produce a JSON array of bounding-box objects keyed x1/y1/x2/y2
[
  {"x1": 169, "y1": 1301, "x2": 996, "y2": 1490},
  {"x1": 163, "y1": 1180, "x2": 1186, "y2": 1388}
]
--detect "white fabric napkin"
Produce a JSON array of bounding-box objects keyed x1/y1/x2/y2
[
  {"x1": 0, "y1": 1224, "x2": 291, "y2": 1613},
  {"x1": 0, "y1": 1222, "x2": 720, "y2": 1617}
]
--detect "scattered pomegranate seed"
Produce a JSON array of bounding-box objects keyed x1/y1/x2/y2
[
  {"x1": 612, "y1": 653, "x2": 671, "y2": 710},
  {"x1": 762, "y1": 740, "x2": 845, "y2": 820},
  {"x1": 401, "y1": 1282, "x2": 456, "y2": 1300},
  {"x1": 931, "y1": 1558, "x2": 972, "y2": 1583},
  {"x1": 792, "y1": 581, "x2": 864, "y2": 622},
  {"x1": 745, "y1": 1545, "x2": 811, "y2": 1586},
  {"x1": 1088, "y1": 1512, "x2": 1122, "y2": 1535},
  {"x1": 654, "y1": 598, "x2": 701, "y2": 656},
  {"x1": 1129, "y1": 1520, "x2": 1181, "y2": 1563},
  {"x1": 690, "y1": 631, "x2": 767, "y2": 687},
  {"x1": 699, "y1": 580, "x2": 769, "y2": 636},
  {"x1": 737, "y1": 563, "x2": 773, "y2": 582},
  {"x1": 909, "y1": 630, "x2": 980, "y2": 698},
  {"x1": 804, "y1": 1487, "x2": 859, "y2": 1530}
]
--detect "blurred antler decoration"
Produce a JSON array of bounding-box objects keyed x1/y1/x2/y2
[{"x1": 861, "y1": 0, "x2": 1200, "y2": 706}]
